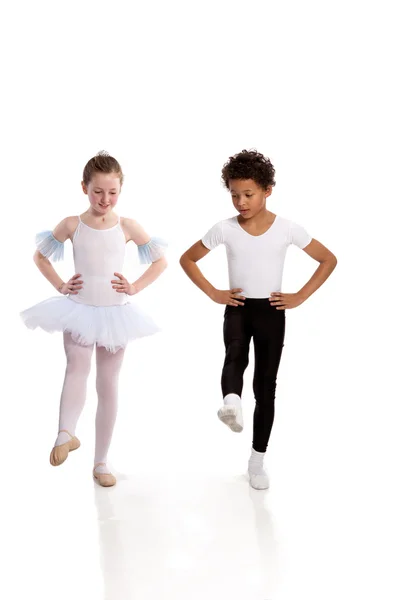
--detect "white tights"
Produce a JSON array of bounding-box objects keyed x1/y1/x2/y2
[{"x1": 55, "y1": 332, "x2": 125, "y2": 466}]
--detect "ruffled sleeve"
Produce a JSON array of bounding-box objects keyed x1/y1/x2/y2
[
  {"x1": 35, "y1": 231, "x2": 64, "y2": 262},
  {"x1": 137, "y1": 237, "x2": 167, "y2": 264}
]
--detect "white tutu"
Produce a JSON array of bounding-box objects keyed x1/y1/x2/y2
[{"x1": 21, "y1": 296, "x2": 160, "y2": 353}]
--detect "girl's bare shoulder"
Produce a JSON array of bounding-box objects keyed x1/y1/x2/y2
[
  {"x1": 54, "y1": 216, "x2": 80, "y2": 241},
  {"x1": 120, "y1": 217, "x2": 149, "y2": 244}
]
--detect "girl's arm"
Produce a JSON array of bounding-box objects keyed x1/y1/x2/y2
[
  {"x1": 33, "y1": 217, "x2": 79, "y2": 294},
  {"x1": 180, "y1": 241, "x2": 245, "y2": 306},
  {"x1": 120, "y1": 218, "x2": 167, "y2": 294},
  {"x1": 270, "y1": 239, "x2": 337, "y2": 309}
]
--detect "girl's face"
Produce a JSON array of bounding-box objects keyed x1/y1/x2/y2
[
  {"x1": 229, "y1": 179, "x2": 272, "y2": 219},
  {"x1": 82, "y1": 172, "x2": 122, "y2": 216}
]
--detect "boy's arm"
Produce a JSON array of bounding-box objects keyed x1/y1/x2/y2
[
  {"x1": 180, "y1": 241, "x2": 245, "y2": 306},
  {"x1": 297, "y1": 239, "x2": 337, "y2": 300},
  {"x1": 180, "y1": 241, "x2": 214, "y2": 298},
  {"x1": 270, "y1": 238, "x2": 337, "y2": 309}
]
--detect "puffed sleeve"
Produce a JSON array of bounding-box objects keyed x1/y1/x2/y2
[
  {"x1": 35, "y1": 231, "x2": 64, "y2": 261},
  {"x1": 137, "y1": 237, "x2": 167, "y2": 264}
]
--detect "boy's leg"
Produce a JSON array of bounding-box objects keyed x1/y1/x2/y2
[
  {"x1": 218, "y1": 305, "x2": 251, "y2": 432},
  {"x1": 249, "y1": 303, "x2": 285, "y2": 488}
]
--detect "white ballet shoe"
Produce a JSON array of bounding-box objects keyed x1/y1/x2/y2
[
  {"x1": 217, "y1": 405, "x2": 243, "y2": 432},
  {"x1": 248, "y1": 470, "x2": 270, "y2": 490},
  {"x1": 50, "y1": 430, "x2": 80, "y2": 466},
  {"x1": 93, "y1": 463, "x2": 116, "y2": 487}
]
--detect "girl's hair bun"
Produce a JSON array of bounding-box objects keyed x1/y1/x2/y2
[{"x1": 83, "y1": 151, "x2": 124, "y2": 185}]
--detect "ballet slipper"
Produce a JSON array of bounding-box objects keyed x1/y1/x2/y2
[
  {"x1": 93, "y1": 463, "x2": 116, "y2": 487},
  {"x1": 50, "y1": 430, "x2": 81, "y2": 466}
]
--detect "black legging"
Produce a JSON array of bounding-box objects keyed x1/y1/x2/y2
[{"x1": 221, "y1": 298, "x2": 285, "y2": 453}]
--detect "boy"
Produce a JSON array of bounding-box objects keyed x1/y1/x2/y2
[{"x1": 180, "y1": 150, "x2": 337, "y2": 489}]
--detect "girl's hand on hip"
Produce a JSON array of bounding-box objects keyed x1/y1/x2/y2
[
  {"x1": 269, "y1": 292, "x2": 305, "y2": 310},
  {"x1": 59, "y1": 274, "x2": 83, "y2": 295},
  {"x1": 112, "y1": 273, "x2": 137, "y2": 296},
  {"x1": 211, "y1": 288, "x2": 245, "y2": 306}
]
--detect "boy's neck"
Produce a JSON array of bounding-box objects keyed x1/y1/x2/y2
[{"x1": 238, "y1": 208, "x2": 274, "y2": 225}]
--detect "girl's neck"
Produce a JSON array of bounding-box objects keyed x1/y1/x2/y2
[{"x1": 84, "y1": 209, "x2": 118, "y2": 225}]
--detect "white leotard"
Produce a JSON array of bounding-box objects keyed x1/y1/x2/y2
[{"x1": 201, "y1": 215, "x2": 312, "y2": 298}]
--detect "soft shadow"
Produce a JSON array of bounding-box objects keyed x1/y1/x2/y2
[{"x1": 248, "y1": 485, "x2": 280, "y2": 598}]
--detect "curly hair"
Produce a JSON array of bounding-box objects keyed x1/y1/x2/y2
[
  {"x1": 83, "y1": 150, "x2": 124, "y2": 186},
  {"x1": 221, "y1": 149, "x2": 276, "y2": 190}
]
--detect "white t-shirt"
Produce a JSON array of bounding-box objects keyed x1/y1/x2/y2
[{"x1": 201, "y1": 215, "x2": 312, "y2": 299}]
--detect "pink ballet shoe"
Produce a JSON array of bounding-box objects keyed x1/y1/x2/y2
[
  {"x1": 93, "y1": 463, "x2": 116, "y2": 487},
  {"x1": 50, "y1": 430, "x2": 80, "y2": 466}
]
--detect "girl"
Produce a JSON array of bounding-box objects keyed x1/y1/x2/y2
[
  {"x1": 21, "y1": 151, "x2": 167, "y2": 487},
  {"x1": 180, "y1": 149, "x2": 337, "y2": 490}
]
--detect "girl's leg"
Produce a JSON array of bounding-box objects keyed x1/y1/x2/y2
[
  {"x1": 249, "y1": 303, "x2": 285, "y2": 489},
  {"x1": 93, "y1": 345, "x2": 125, "y2": 485},
  {"x1": 219, "y1": 304, "x2": 251, "y2": 432},
  {"x1": 51, "y1": 332, "x2": 94, "y2": 465}
]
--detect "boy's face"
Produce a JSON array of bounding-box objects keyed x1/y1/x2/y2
[{"x1": 229, "y1": 179, "x2": 272, "y2": 219}]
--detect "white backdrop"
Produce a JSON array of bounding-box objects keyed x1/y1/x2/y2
[{"x1": 1, "y1": 1, "x2": 399, "y2": 599}]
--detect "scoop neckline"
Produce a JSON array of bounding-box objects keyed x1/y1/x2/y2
[
  {"x1": 78, "y1": 216, "x2": 120, "y2": 231},
  {"x1": 235, "y1": 214, "x2": 279, "y2": 238}
]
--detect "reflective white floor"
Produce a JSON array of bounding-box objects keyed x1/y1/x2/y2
[
  {"x1": 6, "y1": 445, "x2": 400, "y2": 600},
  {"x1": 5, "y1": 323, "x2": 400, "y2": 599}
]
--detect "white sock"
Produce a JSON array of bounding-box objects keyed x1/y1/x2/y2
[
  {"x1": 218, "y1": 393, "x2": 243, "y2": 432},
  {"x1": 248, "y1": 449, "x2": 266, "y2": 475},
  {"x1": 223, "y1": 393, "x2": 242, "y2": 408},
  {"x1": 248, "y1": 449, "x2": 269, "y2": 490}
]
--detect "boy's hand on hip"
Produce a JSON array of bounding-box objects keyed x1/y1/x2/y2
[
  {"x1": 211, "y1": 288, "x2": 245, "y2": 307},
  {"x1": 269, "y1": 292, "x2": 305, "y2": 310}
]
